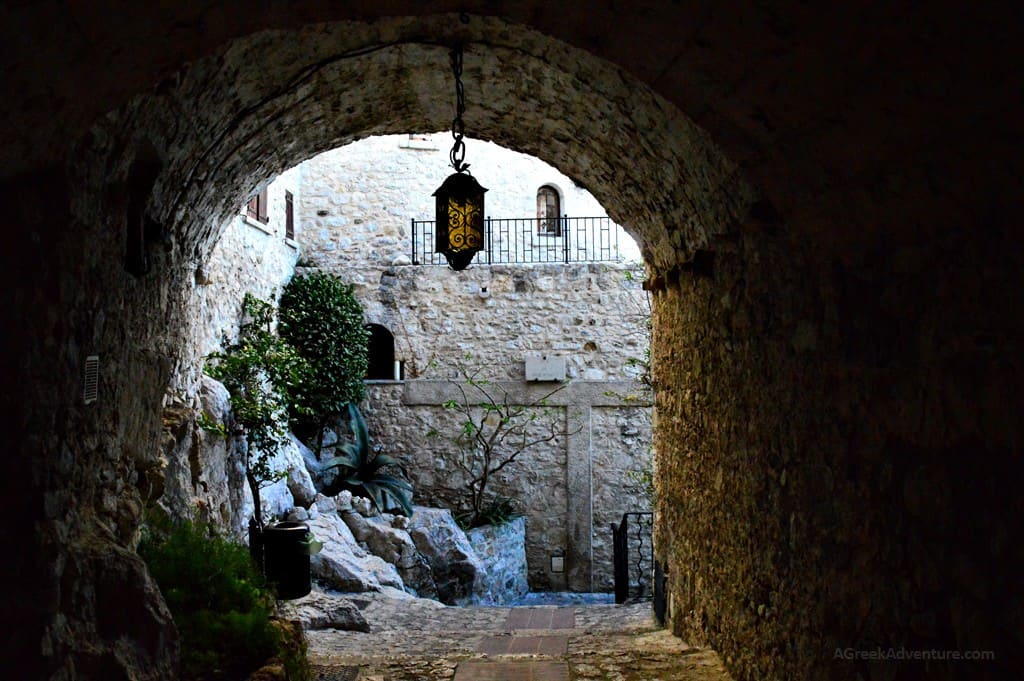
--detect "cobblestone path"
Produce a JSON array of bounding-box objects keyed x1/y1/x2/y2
[{"x1": 308, "y1": 592, "x2": 733, "y2": 681}]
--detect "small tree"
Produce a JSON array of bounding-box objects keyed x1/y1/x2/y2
[
  {"x1": 277, "y1": 272, "x2": 370, "y2": 449},
  {"x1": 433, "y1": 363, "x2": 572, "y2": 528},
  {"x1": 206, "y1": 294, "x2": 310, "y2": 532}
]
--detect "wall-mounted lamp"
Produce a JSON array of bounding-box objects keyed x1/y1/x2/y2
[{"x1": 433, "y1": 43, "x2": 487, "y2": 271}]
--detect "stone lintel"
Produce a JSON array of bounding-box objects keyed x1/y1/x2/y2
[{"x1": 403, "y1": 380, "x2": 651, "y2": 408}]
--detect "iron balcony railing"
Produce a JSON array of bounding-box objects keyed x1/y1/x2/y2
[{"x1": 411, "y1": 215, "x2": 624, "y2": 266}]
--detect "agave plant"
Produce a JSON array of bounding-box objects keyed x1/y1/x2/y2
[{"x1": 320, "y1": 403, "x2": 414, "y2": 516}]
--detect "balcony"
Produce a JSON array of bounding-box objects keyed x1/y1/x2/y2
[{"x1": 411, "y1": 216, "x2": 628, "y2": 266}]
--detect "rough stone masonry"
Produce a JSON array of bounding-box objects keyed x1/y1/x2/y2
[{"x1": 0, "y1": 6, "x2": 1020, "y2": 681}]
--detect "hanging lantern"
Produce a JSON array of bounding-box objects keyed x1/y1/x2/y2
[
  {"x1": 434, "y1": 172, "x2": 487, "y2": 271},
  {"x1": 434, "y1": 44, "x2": 487, "y2": 271}
]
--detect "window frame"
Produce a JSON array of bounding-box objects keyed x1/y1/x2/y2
[{"x1": 536, "y1": 185, "x2": 562, "y2": 237}]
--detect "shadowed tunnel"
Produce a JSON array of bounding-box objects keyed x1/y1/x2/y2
[{"x1": 0, "y1": 3, "x2": 1021, "y2": 680}]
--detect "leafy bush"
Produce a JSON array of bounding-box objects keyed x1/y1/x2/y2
[
  {"x1": 278, "y1": 272, "x2": 370, "y2": 437},
  {"x1": 321, "y1": 403, "x2": 414, "y2": 516},
  {"x1": 139, "y1": 516, "x2": 307, "y2": 680}
]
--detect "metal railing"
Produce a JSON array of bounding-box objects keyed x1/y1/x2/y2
[
  {"x1": 612, "y1": 511, "x2": 653, "y2": 604},
  {"x1": 411, "y1": 216, "x2": 623, "y2": 266}
]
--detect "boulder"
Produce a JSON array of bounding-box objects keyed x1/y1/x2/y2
[
  {"x1": 341, "y1": 511, "x2": 438, "y2": 599},
  {"x1": 158, "y1": 377, "x2": 249, "y2": 539},
  {"x1": 307, "y1": 512, "x2": 404, "y2": 593},
  {"x1": 407, "y1": 507, "x2": 483, "y2": 605},
  {"x1": 466, "y1": 516, "x2": 530, "y2": 605},
  {"x1": 311, "y1": 493, "x2": 336, "y2": 515},
  {"x1": 240, "y1": 469, "x2": 294, "y2": 525},
  {"x1": 293, "y1": 435, "x2": 321, "y2": 477},
  {"x1": 351, "y1": 495, "x2": 374, "y2": 516},
  {"x1": 276, "y1": 590, "x2": 370, "y2": 632},
  {"x1": 335, "y1": 490, "x2": 353, "y2": 513},
  {"x1": 284, "y1": 507, "x2": 309, "y2": 522},
  {"x1": 242, "y1": 433, "x2": 317, "y2": 521},
  {"x1": 282, "y1": 434, "x2": 318, "y2": 507}
]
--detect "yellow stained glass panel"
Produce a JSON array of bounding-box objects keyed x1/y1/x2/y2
[{"x1": 446, "y1": 197, "x2": 483, "y2": 252}]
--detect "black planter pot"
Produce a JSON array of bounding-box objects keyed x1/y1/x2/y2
[{"x1": 250, "y1": 520, "x2": 312, "y2": 600}]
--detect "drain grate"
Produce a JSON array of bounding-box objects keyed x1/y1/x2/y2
[{"x1": 313, "y1": 666, "x2": 360, "y2": 681}]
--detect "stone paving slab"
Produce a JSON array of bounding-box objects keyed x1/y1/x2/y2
[
  {"x1": 506, "y1": 607, "x2": 575, "y2": 630},
  {"x1": 475, "y1": 634, "x2": 569, "y2": 656},
  {"x1": 453, "y1": 661, "x2": 569, "y2": 681}
]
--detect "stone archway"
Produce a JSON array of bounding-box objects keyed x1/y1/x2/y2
[
  {"x1": 14, "y1": 14, "x2": 751, "y2": 679},
  {"x1": 2, "y1": 5, "x2": 1020, "y2": 681}
]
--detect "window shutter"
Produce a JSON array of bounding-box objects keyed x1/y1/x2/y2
[
  {"x1": 285, "y1": 191, "x2": 294, "y2": 239},
  {"x1": 257, "y1": 188, "x2": 269, "y2": 223}
]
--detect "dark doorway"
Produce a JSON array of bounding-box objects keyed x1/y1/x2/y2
[{"x1": 366, "y1": 323, "x2": 396, "y2": 380}]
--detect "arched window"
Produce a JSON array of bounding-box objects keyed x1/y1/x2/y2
[
  {"x1": 365, "y1": 324, "x2": 397, "y2": 380},
  {"x1": 536, "y1": 185, "x2": 562, "y2": 236}
]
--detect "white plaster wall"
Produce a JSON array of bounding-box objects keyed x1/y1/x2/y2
[{"x1": 188, "y1": 166, "x2": 302, "y2": 362}]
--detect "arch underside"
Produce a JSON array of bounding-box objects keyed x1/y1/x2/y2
[
  {"x1": 76, "y1": 15, "x2": 755, "y2": 278},
  {"x1": 4, "y1": 6, "x2": 1020, "y2": 681}
]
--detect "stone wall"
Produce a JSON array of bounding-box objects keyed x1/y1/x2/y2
[
  {"x1": 155, "y1": 169, "x2": 301, "y2": 535},
  {"x1": 172, "y1": 167, "x2": 301, "y2": 394},
  {"x1": 291, "y1": 138, "x2": 654, "y2": 594},
  {"x1": 591, "y1": 406, "x2": 652, "y2": 592},
  {"x1": 344, "y1": 259, "x2": 654, "y2": 592},
  {"x1": 297, "y1": 134, "x2": 641, "y2": 269},
  {"x1": 364, "y1": 378, "x2": 650, "y2": 593},
  {"x1": 334, "y1": 262, "x2": 650, "y2": 382},
  {"x1": 652, "y1": 221, "x2": 1022, "y2": 680}
]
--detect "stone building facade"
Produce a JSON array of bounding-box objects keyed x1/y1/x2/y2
[
  {"x1": 297, "y1": 134, "x2": 641, "y2": 269},
  {"x1": 190, "y1": 136, "x2": 653, "y2": 592},
  {"x1": 298, "y1": 137, "x2": 651, "y2": 591}
]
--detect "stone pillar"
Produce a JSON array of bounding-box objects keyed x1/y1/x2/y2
[{"x1": 565, "y1": 404, "x2": 593, "y2": 591}]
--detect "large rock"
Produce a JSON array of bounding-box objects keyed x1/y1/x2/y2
[
  {"x1": 240, "y1": 456, "x2": 294, "y2": 524},
  {"x1": 341, "y1": 511, "x2": 438, "y2": 599},
  {"x1": 407, "y1": 507, "x2": 483, "y2": 605},
  {"x1": 199, "y1": 376, "x2": 251, "y2": 538},
  {"x1": 276, "y1": 590, "x2": 370, "y2": 632},
  {"x1": 342, "y1": 512, "x2": 412, "y2": 565},
  {"x1": 157, "y1": 376, "x2": 249, "y2": 539},
  {"x1": 466, "y1": 516, "x2": 530, "y2": 605},
  {"x1": 282, "y1": 434, "x2": 318, "y2": 507},
  {"x1": 242, "y1": 432, "x2": 318, "y2": 522},
  {"x1": 307, "y1": 512, "x2": 404, "y2": 592}
]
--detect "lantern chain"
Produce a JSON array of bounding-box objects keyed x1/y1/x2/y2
[{"x1": 449, "y1": 44, "x2": 469, "y2": 173}]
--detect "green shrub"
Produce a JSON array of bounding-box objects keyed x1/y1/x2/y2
[
  {"x1": 278, "y1": 272, "x2": 370, "y2": 437},
  {"x1": 139, "y1": 516, "x2": 307, "y2": 680}
]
